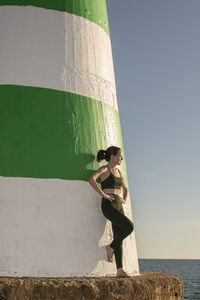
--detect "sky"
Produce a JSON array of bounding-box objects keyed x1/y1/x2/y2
[{"x1": 107, "y1": 0, "x2": 200, "y2": 259}]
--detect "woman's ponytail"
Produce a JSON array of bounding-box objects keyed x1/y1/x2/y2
[{"x1": 97, "y1": 149, "x2": 106, "y2": 162}]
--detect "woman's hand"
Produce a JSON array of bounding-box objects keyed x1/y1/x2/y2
[
  {"x1": 104, "y1": 194, "x2": 115, "y2": 202},
  {"x1": 120, "y1": 197, "x2": 127, "y2": 204}
]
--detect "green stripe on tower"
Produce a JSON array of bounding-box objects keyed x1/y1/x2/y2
[
  {"x1": 0, "y1": 85, "x2": 128, "y2": 181},
  {"x1": 0, "y1": 0, "x2": 110, "y2": 36}
]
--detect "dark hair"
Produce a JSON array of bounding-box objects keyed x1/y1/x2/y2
[{"x1": 97, "y1": 146, "x2": 121, "y2": 162}]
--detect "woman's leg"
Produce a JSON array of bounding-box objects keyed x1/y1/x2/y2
[
  {"x1": 112, "y1": 222, "x2": 123, "y2": 269},
  {"x1": 101, "y1": 200, "x2": 134, "y2": 252}
]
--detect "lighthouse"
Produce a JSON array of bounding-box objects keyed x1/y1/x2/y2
[{"x1": 0, "y1": 1, "x2": 139, "y2": 277}]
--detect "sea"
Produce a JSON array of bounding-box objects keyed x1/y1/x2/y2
[{"x1": 139, "y1": 259, "x2": 200, "y2": 300}]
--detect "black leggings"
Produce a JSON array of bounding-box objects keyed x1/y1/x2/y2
[{"x1": 101, "y1": 194, "x2": 134, "y2": 268}]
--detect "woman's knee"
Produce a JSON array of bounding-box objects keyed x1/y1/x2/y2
[{"x1": 127, "y1": 220, "x2": 134, "y2": 234}]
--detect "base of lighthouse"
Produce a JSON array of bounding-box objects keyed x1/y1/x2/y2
[{"x1": 0, "y1": 274, "x2": 184, "y2": 300}]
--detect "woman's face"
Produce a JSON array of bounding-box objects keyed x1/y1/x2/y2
[{"x1": 112, "y1": 149, "x2": 123, "y2": 165}]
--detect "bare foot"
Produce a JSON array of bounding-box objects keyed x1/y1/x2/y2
[
  {"x1": 116, "y1": 268, "x2": 131, "y2": 278},
  {"x1": 106, "y1": 245, "x2": 114, "y2": 263}
]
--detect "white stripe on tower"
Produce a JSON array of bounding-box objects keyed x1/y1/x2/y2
[
  {"x1": 0, "y1": 177, "x2": 139, "y2": 277},
  {"x1": 0, "y1": 6, "x2": 118, "y2": 110}
]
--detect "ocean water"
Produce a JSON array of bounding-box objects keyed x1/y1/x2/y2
[{"x1": 139, "y1": 259, "x2": 200, "y2": 300}]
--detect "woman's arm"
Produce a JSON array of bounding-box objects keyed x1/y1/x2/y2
[
  {"x1": 118, "y1": 169, "x2": 129, "y2": 203},
  {"x1": 88, "y1": 166, "x2": 115, "y2": 201}
]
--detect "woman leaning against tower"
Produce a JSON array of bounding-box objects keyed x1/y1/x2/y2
[{"x1": 88, "y1": 146, "x2": 134, "y2": 278}]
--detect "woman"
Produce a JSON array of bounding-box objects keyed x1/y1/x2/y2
[{"x1": 88, "y1": 146, "x2": 134, "y2": 278}]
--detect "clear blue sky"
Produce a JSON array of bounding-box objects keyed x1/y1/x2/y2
[{"x1": 107, "y1": 0, "x2": 200, "y2": 259}]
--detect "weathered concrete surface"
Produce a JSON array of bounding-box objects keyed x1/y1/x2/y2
[{"x1": 0, "y1": 272, "x2": 183, "y2": 300}]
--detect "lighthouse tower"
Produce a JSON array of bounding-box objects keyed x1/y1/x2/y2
[{"x1": 0, "y1": 1, "x2": 139, "y2": 277}]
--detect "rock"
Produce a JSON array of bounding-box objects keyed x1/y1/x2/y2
[{"x1": 0, "y1": 272, "x2": 183, "y2": 300}]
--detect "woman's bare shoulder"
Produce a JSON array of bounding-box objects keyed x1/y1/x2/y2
[
  {"x1": 97, "y1": 164, "x2": 109, "y2": 174},
  {"x1": 117, "y1": 168, "x2": 124, "y2": 178},
  {"x1": 89, "y1": 165, "x2": 109, "y2": 181},
  {"x1": 117, "y1": 167, "x2": 122, "y2": 174}
]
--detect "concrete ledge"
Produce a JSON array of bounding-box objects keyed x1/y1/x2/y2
[{"x1": 0, "y1": 272, "x2": 184, "y2": 300}]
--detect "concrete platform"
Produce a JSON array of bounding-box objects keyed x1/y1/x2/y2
[{"x1": 0, "y1": 272, "x2": 184, "y2": 300}]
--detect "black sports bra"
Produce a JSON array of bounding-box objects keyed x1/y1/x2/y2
[{"x1": 101, "y1": 166, "x2": 122, "y2": 190}]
